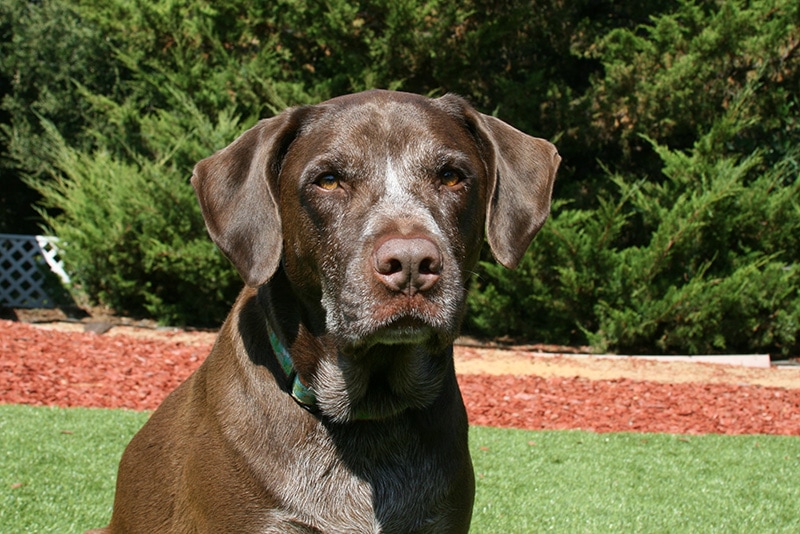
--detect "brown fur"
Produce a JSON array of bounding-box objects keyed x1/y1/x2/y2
[{"x1": 90, "y1": 90, "x2": 559, "y2": 533}]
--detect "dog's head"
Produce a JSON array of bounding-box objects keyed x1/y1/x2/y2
[{"x1": 192, "y1": 90, "x2": 559, "y2": 420}]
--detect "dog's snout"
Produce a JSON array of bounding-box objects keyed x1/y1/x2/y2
[{"x1": 373, "y1": 237, "x2": 442, "y2": 295}]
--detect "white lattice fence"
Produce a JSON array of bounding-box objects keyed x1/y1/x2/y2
[{"x1": 0, "y1": 234, "x2": 71, "y2": 308}]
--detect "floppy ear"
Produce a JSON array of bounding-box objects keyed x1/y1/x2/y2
[
  {"x1": 191, "y1": 110, "x2": 304, "y2": 287},
  {"x1": 475, "y1": 113, "x2": 560, "y2": 269}
]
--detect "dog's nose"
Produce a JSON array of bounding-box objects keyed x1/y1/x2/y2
[{"x1": 373, "y1": 237, "x2": 442, "y2": 295}]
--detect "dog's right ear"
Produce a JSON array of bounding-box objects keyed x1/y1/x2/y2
[
  {"x1": 476, "y1": 114, "x2": 560, "y2": 270},
  {"x1": 191, "y1": 110, "x2": 305, "y2": 287}
]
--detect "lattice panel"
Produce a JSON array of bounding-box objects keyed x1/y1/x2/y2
[{"x1": 0, "y1": 234, "x2": 71, "y2": 308}]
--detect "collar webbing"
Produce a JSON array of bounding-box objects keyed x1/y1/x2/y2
[
  {"x1": 264, "y1": 321, "x2": 389, "y2": 422},
  {"x1": 266, "y1": 325, "x2": 318, "y2": 410}
]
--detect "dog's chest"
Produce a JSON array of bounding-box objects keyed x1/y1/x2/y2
[{"x1": 258, "y1": 424, "x2": 453, "y2": 533}]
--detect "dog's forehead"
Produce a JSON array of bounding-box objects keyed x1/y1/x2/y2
[
  {"x1": 316, "y1": 90, "x2": 445, "y2": 124},
  {"x1": 300, "y1": 92, "x2": 472, "y2": 157}
]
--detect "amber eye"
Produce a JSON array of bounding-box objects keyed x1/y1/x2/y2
[
  {"x1": 316, "y1": 174, "x2": 340, "y2": 191},
  {"x1": 440, "y1": 169, "x2": 462, "y2": 188}
]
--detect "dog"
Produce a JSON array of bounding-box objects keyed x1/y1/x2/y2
[{"x1": 90, "y1": 90, "x2": 559, "y2": 533}]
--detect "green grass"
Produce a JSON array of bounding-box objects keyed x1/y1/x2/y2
[
  {"x1": 470, "y1": 426, "x2": 800, "y2": 532},
  {"x1": 1, "y1": 405, "x2": 149, "y2": 533},
  {"x1": 2, "y1": 405, "x2": 798, "y2": 533}
]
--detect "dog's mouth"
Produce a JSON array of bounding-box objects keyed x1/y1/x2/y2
[
  {"x1": 367, "y1": 315, "x2": 435, "y2": 344},
  {"x1": 313, "y1": 270, "x2": 462, "y2": 422},
  {"x1": 341, "y1": 310, "x2": 454, "y2": 357}
]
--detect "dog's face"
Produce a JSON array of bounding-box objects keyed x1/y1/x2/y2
[
  {"x1": 192, "y1": 90, "x2": 559, "y2": 421},
  {"x1": 278, "y1": 93, "x2": 489, "y2": 353}
]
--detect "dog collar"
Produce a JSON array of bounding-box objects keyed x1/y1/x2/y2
[
  {"x1": 266, "y1": 326, "x2": 318, "y2": 411},
  {"x1": 265, "y1": 322, "x2": 385, "y2": 421}
]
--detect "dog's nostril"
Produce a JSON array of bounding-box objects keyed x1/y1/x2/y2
[
  {"x1": 418, "y1": 257, "x2": 440, "y2": 275},
  {"x1": 378, "y1": 258, "x2": 404, "y2": 275}
]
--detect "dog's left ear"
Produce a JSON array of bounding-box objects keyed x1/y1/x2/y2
[
  {"x1": 191, "y1": 109, "x2": 306, "y2": 287},
  {"x1": 437, "y1": 94, "x2": 560, "y2": 269},
  {"x1": 476, "y1": 113, "x2": 560, "y2": 269}
]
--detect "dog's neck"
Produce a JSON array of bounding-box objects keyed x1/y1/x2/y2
[
  {"x1": 265, "y1": 318, "x2": 404, "y2": 421},
  {"x1": 257, "y1": 272, "x2": 453, "y2": 423},
  {"x1": 258, "y1": 280, "x2": 381, "y2": 421},
  {"x1": 265, "y1": 320, "x2": 318, "y2": 411}
]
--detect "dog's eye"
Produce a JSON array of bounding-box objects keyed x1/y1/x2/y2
[
  {"x1": 439, "y1": 169, "x2": 462, "y2": 188},
  {"x1": 315, "y1": 174, "x2": 340, "y2": 191}
]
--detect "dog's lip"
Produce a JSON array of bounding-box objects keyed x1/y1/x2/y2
[
  {"x1": 379, "y1": 313, "x2": 436, "y2": 338},
  {"x1": 346, "y1": 316, "x2": 437, "y2": 352},
  {"x1": 372, "y1": 320, "x2": 432, "y2": 345}
]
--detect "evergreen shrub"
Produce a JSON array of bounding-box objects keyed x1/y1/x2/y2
[
  {"x1": 467, "y1": 0, "x2": 800, "y2": 355},
  {"x1": 29, "y1": 93, "x2": 246, "y2": 325},
  {"x1": 4, "y1": 0, "x2": 798, "y2": 353},
  {"x1": 468, "y1": 114, "x2": 800, "y2": 355}
]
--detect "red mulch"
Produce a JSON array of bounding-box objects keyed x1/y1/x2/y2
[
  {"x1": 2, "y1": 319, "x2": 799, "y2": 435},
  {"x1": 461, "y1": 375, "x2": 800, "y2": 435}
]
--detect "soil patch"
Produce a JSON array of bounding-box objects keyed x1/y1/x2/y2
[{"x1": 2, "y1": 319, "x2": 799, "y2": 435}]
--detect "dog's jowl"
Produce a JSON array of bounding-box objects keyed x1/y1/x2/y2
[{"x1": 90, "y1": 90, "x2": 560, "y2": 534}]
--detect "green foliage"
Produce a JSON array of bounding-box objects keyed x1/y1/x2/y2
[
  {"x1": 583, "y1": 0, "x2": 800, "y2": 173},
  {"x1": 468, "y1": 0, "x2": 800, "y2": 355},
  {"x1": 469, "y1": 101, "x2": 800, "y2": 355},
  {"x1": 2, "y1": 0, "x2": 798, "y2": 350},
  {"x1": 589, "y1": 148, "x2": 799, "y2": 355},
  {"x1": 0, "y1": 0, "x2": 120, "y2": 151},
  {"x1": 28, "y1": 91, "x2": 245, "y2": 325},
  {"x1": 0, "y1": 0, "x2": 123, "y2": 232}
]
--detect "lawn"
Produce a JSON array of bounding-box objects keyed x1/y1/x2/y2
[{"x1": 2, "y1": 404, "x2": 798, "y2": 533}]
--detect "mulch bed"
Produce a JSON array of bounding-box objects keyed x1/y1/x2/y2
[{"x1": 2, "y1": 320, "x2": 799, "y2": 435}]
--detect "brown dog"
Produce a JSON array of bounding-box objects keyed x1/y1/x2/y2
[{"x1": 91, "y1": 90, "x2": 559, "y2": 533}]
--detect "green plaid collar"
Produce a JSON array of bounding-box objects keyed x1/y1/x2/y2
[{"x1": 266, "y1": 324, "x2": 318, "y2": 411}]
